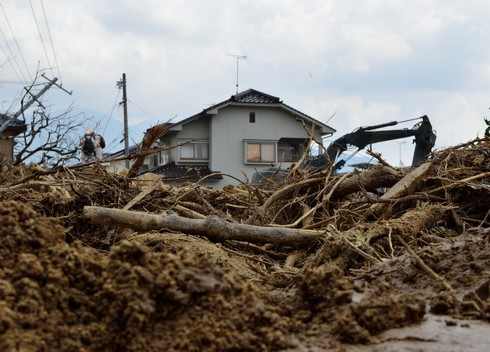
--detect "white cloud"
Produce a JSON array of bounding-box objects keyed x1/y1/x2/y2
[{"x1": 0, "y1": 0, "x2": 489, "y2": 161}]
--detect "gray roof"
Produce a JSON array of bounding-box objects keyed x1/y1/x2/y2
[
  {"x1": 163, "y1": 88, "x2": 336, "y2": 134},
  {"x1": 0, "y1": 114, "x2": 27, "y2": 135},
  {"x1": 105, "y1": 144, "x2": 140, "y2": 158},
  {"x1": 230, "y1": 89, "x2": 281, "y2": 104}
]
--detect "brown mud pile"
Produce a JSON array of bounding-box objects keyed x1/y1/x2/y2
[
  {"x1": 0, "y1": 137, "x2": 489, "y2": 351},
  {"x1": 0, "y1": 201, "x2": 295, "y2": 351}
]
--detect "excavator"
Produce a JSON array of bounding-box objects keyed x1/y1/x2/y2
[
  {"x1": 252, "y1": 115, "x2": 436, "y2": 183},
  {"x1": 309, "y1": 115, "x2": 436, "y2": 171}
]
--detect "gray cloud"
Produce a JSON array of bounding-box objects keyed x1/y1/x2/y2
[{"x1": 1, "y1": 0, "x2": 489, "y2": 163}]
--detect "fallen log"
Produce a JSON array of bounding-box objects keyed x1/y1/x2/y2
[
  {"x1": 259, "y1": 176, "x2": 324, "y2": 214},
  {"x1": 365, "y1": 205, "x2": 448, "y2": 243},
  {"x1": 330, "y1": 165, "x2": 401, "y2": 199},
  {"x1": 127, "y1": 124, "x2": 170, "y2": 178},
  {"x1": 370, "y1": 162, "x2": 432, "y2": 216},
  {"x1": 307, "y1": 205, "x2": 448, "y2": 268},
  {"x1": 83, "y1": 206, "x2": 326, "y2": 245}
]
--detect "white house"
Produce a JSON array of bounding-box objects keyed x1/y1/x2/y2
[{"x1": 108, "y1": 89, "x2": 335, "y2": 186}]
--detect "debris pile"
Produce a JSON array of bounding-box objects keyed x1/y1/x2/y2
[{"x1": 0, "y1": 137, "x2": 489, "y2": 351}]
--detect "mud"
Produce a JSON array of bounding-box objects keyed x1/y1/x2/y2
[
  {"x1": 0, "y1": 201, "x2": 293, "y2": 351},
  {"x1": 0, "y1": 138, "x2": 489, "y2": 351},
  {"x1": 346, "y1": 314, "x2": 490, "y2": 352},
  {"x1": 0, "y1": 201, "x2": 442, "y2": 351}
]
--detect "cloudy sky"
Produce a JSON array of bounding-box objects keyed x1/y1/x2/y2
[{"x1": 1, "y1": 0, "x2": 489, "y2": 164}]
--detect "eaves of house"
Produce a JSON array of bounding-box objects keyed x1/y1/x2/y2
[
  {"x1": 0, "y1": 114, "x2": 27, "y2": 137},
  {"x1": 163, "y1": 89, "x2": 336, "y2": 135}
]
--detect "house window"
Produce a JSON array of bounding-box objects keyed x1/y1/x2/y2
[
  {"x1": 151, "y1": 154, "x2": 159, "y2": 168},
  {"x1": 245, "y1": 141, "x2": 275, "y2": 163},
  {"x1": 249, "y1": 112, "x2": 255, "y2": 123},
  {"x1": 278, "y1": 142, "x2": 305, "y2": 162},
  {"x1": 159, "y1": 150, "x2": 169, "y2": 165},
  {"x1": 180, "y1": 141, "x2": 209, "y2": 161}
]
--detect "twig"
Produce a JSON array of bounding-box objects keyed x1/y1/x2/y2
[
  {"x1": 397, "y1": 235, "x2": 454, "y2": 292},
  {"x1": 426, "y1": 172, "x2": 490, "y2": 194},
  {"x1": 123, "y1": 180, "x2": 160, "y2": 210},
  {"x1": 366, "y1": 149, "x2": 397, "y2": 171},
  {"x1": 259, "y1": 176, "x2": 324, "y2": 215}
]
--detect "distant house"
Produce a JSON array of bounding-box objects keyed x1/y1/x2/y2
[
  {"x1": 0, "y1": 114, "x2": 26, "y2": 163},
  {"x1": 107, "y1": 89, "x2": 335, "y2": 186},
  {"x1": 105, "y1": 123, "x2": 174, "y2": 174}
]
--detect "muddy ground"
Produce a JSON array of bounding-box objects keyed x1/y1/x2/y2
[
  {"x1": 0, "y1": 138, "x2": 489, "y2": 351},
  {"x1": 0, "y1": 199, "x2": 488, "y2": 351}
]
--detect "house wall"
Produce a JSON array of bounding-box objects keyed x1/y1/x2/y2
[
  {"x1": 164, "y1": 117, "x2": 210, "y2": 164},
  {"x1": 107, "y1": 155, "x2": 154, "y2": 174},
  {"x1": 0, "y1": 137, "x2": 13, "y2": 162},
  {"x1": 209, "y1": 105, "x2": 320, "y2": 186},
  {"x1": 107, "y1": 117, "x2": 212, "y2": 174}
]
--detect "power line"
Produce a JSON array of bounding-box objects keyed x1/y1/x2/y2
[
  {"x1": 128, "y1": 98, "x2": 152, "y2": 118},
  {"x1": 0, "y1": 23, "x2": 27, "y2": 82},
  {"x1": 28, "y1": 0, "x2": 52, "y2": 70},
  {"x1": 0, "y1": 3, "x2": 32, "y2": 80},
  {"x1": 39, "y1": 0, "x2": 62, "y2": 83},
  {"x1": 0, "y1": 56, "x2": 11, "y2": 71},
  {"x1": 102, "y1": 89, "x2": 121, "y2": 135},
  {"x1": 5, "y1": 89, "x2": 23, "y2": 115}
]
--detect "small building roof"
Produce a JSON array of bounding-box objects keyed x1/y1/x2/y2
[
  {"x1": 230, "y1": 89, "x2": 281, "y2": 104},
  {"x1": 0, "y1": 114, "x2": 27, "y2": 136}
]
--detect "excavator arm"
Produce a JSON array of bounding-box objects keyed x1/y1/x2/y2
[{"x1": 326, "y1": 115, "x2": 436, "y2": 169}]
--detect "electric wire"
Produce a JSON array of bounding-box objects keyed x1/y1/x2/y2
[
  {"x1": 39, "y1": 0, "x2": 62, "y2": 83},
  {"x1": 0, "y1": 56, "x2": 11, "y2": 71},
  {"x1": 28, "y1": 0, "x2": 52, "y2": 71},
  {"x1": 102, "y1": 90, "x2": 121, "y2": 135},
  {"x1": 0, "y1": 3, "x2": 32, "y2": 80},
  {"x1": 127, "y1": 98, "x2": 152, "y2": 118},
  {"x1": 0, "y1": 24, "x2": 27, "y2": 83},
  {"x1": 5, "y1": 89, "x2": 23, "y2": 114}
]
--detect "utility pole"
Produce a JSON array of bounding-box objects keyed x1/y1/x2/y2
[
  {"x1": 0, "y1": 74, "x2": 70, "y2": 135},
  {"x1": 228, "y1": 54, "x2": 247, "y2": 94},
  {"x1": 117, "y1": 73, "x2": 129, "y2": 168}
]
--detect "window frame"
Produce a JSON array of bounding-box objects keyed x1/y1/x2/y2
[
  {"x1": 277, "y1": 141, "x2": 305, "y2": 162},
  {"x1": 178, "y1": 140, "x2": 209, "y2": 162},
  {"x1": 243, "y1": 140, "x2": 276, "y2": 165},
  {"x1": 249, "y1": 112, "x2": 256, "y2": 123}
]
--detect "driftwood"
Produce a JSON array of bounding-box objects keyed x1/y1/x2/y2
[
  {"x1": 259, "y1": 177, "x2": 324, "y2": 214},
  {"x1": 123, "y1": 180, "x2": 161, "y2": 210},
  {"x1": 331, "y1": 165, "x2": 401, "y2": 199},
  {"x1": 370, "y1": 162, "x2": 432, "y2": 216},
  {"x1": 365, "y1": 205, "x2": 447, "y2": 243},
  {"x1": 259, "y1": 166, "x2": 401, "y2": 218},
  {"x1": 127, "y1": 124, "x2": 170, "y2": 178},
  {"x1": 83, "y1": 206, "x2": 326, "y2": 245}
]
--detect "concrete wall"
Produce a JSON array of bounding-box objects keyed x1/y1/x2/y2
[
  {"x1": 209, "y1": 105, "x2": 319, "y2": 186},
  {"x1": 107, "y1": 117, "x2": 211, "y2": 174},
  {"x1": 107, "y1": 155, "x2": 155, "y2": 174},
  {"x1": 0, "y1": 137, "x2": 13, "y2": 162},
  {"x1": 163, "y1": 117, "x2": 210, "y2": 164},
  {"x1": 117, "y1": 107, "x2": 320, "y2": 185}
]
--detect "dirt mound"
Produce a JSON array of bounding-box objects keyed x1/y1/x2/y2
[
  {"x1": 0, "y1": 137, "x2": 489, "y2": 350},
  {"x1": 0, "y1": 201, "x2": 293, "y2": 351}
]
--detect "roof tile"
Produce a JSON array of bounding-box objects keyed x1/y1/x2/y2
[{"x1": 231, "y1": 89, "x2": 281, "y2": 104}]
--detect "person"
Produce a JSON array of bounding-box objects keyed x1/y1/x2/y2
[{"x1": 80, "y1": 128, "x2": 105, "y2": 163}]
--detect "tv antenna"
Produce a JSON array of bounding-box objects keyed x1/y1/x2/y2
[{"x1": 228, "y1": 54, "x2": 247, "y2": 94}]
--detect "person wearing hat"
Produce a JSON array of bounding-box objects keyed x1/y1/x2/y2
[{"x1": 80, "y1": 128, "x2": 106, "y2": 163}]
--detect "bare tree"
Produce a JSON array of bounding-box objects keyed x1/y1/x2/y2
[
  {"x1": 14, "y1": 105, "x2": 84, "y2": 167},
  {"x1": 10, "y1": 71, "x2": 85, "y2": 167}
]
